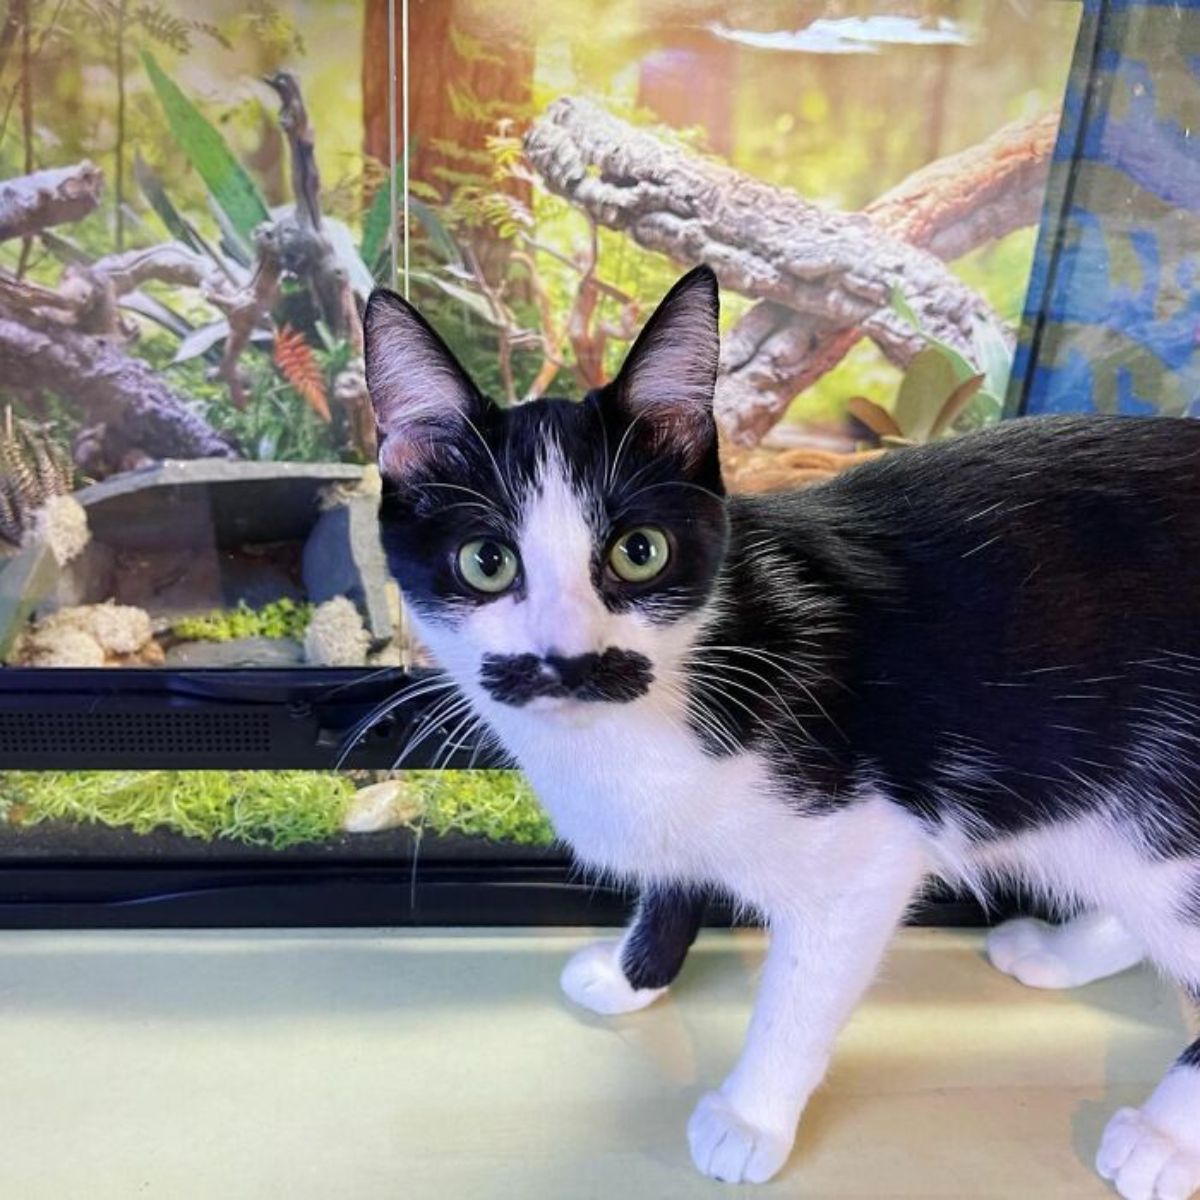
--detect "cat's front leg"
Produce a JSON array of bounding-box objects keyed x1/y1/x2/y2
[
  {"x1": 561, "y1": 884, "x2": 707, "y2": 1015},
  {"x1": 689, "y1": 832, "x2": 925, "y2": 1184}
]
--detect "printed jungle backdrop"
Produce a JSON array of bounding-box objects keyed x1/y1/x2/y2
[{"x1": 0, "y1": 0, "x2": 1082, "y2": 500}]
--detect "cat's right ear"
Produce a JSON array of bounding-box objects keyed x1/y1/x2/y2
[{"x1": 364, "y1": 288, "x2": 483, "y2": 479}]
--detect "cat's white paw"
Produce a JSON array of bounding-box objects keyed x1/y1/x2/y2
[
  {"x1": 1097, "y1": 1107, "x2": 1200, "y2": 1200},
  {"x1": 986, "y1": 918, "x2": 1076, "y2": 988},
  {"x1": 559, "y1": 941, "x2": 666, "y2": 1016},
  {"x1": 687, "y1": 1091, "x2": 794, "y2": 1184}
]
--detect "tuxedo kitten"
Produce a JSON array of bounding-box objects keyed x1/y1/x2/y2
[{"x1": 364, "y1": 266, "x2": 1200, "y2": 1200}]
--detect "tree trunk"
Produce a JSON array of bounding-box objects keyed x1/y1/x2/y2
[{"x1": 363, "y1": 0, "x2": 534, "y2": 193}]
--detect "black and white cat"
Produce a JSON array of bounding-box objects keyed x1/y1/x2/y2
[{"x1": 364, "y1": 266, "x2": 1200, "y2": 1200}]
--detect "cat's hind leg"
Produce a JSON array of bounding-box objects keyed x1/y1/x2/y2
[
  {"x1": 987, "y1": 909, "x2": 1145, "y2": 989},
  {"x1": 561, "y1": 884, "x2": 706, "y2": 1016}
]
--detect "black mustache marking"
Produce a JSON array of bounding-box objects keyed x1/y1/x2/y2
[{"x1": 480, "y1": 649, "x2": 654, "y2": 706}]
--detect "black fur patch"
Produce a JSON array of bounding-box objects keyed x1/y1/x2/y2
[
  {"x1": 1178, "y1": 1039, "x2": 1200, "y2": 1070},
  {"x1": 480, "y1": 648, "x2": 653, "y2": 706},
  {"x1": 620, "y1": 885, "x2": 708, "y2": 990},
  {"x1": 688, "y1": 415, "x2": 1200, "y2": 847}
]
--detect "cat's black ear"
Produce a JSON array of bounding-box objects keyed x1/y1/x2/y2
[
  {"x1": 613, "y1": 265, "x2": 720, "y2": 465},
  {"x1": 364, "y1": 288, "x2": 484, "y2": 478}
]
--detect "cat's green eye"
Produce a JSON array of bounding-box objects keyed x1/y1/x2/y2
[
  {"x1": 457, "y1": 539, "x2": 519, "y2": 595},
  {"x1": 609, "y1": 527, "x2": 670, "y2": 584}
]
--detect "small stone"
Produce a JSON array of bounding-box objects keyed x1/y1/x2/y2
[
  {"x1": 26, "y1": 495, "x2": 90, "y2": 565},
  {"x1": 73, "y1": 602, "x2": 152, "y2": 655},
  {"x1": 342, "y1": 780, "x2": 424, "y2": 833},
  {"x1": 304, "y1": 596, "x2": 371, "y2": 666},
  {"x1": 15, "y1": 626, "x2": 105, "y2": 667}
]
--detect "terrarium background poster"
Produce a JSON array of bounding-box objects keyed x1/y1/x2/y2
[
  {"x1": 0, "y1": 0, "x2": 1080, "y2": 677},
  {"x1": 388, "y1": 0, "x2": 1082, "y2": 486}
]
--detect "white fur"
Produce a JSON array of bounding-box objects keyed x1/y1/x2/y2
[
  {"x1": 987, "y1": 911, "x2": 1146, "y2": 989},
  {"x1": 1098, "y1": 1069, "x2": 1200, "y2": 1200},
  {"x1": 560, "y1": 939, "x2": 665, "y2": 1016},
  {"x1": 409, "y1": 449, "x2": 1200, "y2": 1193}
]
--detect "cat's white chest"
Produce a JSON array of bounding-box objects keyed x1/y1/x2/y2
[{"x1": 489, "y1": 698, "x2": 779, "y2": 891}]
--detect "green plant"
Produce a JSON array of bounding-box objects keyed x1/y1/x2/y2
[
  {"x1": 141, "y1": 47, "x2": 270, "y2": 254},
  {"x1": 404, "y1": 771, "x2": 555, "y2": 847},
  {"x1": 847, "y1": 287, "x2": 1011, "y2": 447},
  {"x1": 0, "y1": 770, "x2": 354, "y2": 849},
  {"x1": 172, "y1": 598, "x2": 313, "y2": 643},
  {"x1": 74, "y1": 6, "x2": 230, "y2": 250},
  {"x1": 0, "y1": 769, "x2": 556, "y2": 850}
]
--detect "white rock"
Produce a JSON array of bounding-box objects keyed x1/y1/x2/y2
[{"x1": 342, "y1": 780, "x2": 423, "y2": 833}]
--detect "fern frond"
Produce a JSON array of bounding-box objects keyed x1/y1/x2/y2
[
  {"x1": 0, "y1": 417, "x2": 74, "y2": 547},
  {"x1": 273, "y1": 326, "x2": 331, "y2": 422}
]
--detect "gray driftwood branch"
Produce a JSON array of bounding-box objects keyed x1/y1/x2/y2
[
  {"x1": 525, "y1": 99, "x2": 1042, "y2": 445},
  {"x1": 720, "y1": 111, "x2": 1058, "y2": 442},
  {"x1": 0, "y1": 318, "x2": 237, "y2": 467},
  {"x1": 0, "y1": 161, "x2": 104, "y2": 243}
]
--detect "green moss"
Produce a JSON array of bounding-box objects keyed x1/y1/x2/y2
[
  {"x1": 0, "y1": 770, "x2": 355, "y2": 849},
  {"x1": 172, "y1": 599, "x2": 313, "y2": 643},
  {"x1": 0, "y1": 769, "x2": 556, "y2": 850},
  {"x1": 403, "y1": 771, "x2": 555, "y2": 847}
]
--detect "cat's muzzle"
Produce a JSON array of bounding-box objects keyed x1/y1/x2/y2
[{"x1": 480, "y1": 649, "x2": 653, "y2": 707}]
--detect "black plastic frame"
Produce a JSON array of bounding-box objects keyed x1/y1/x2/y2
[
  {"x1": 0, "y1": 667, "x2": 506, "y2": 771},
  {"x1": 0, "y1": 665, "x2": 996, "y2": 929}
]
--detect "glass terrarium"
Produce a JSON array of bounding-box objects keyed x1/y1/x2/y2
[{"x1": 0, "y1": 0, "x2": 1131, "y2": 922}]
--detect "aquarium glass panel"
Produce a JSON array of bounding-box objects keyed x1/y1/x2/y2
[{"x1": 0, "y1": 1, "x2": 1082, "y2": 673}]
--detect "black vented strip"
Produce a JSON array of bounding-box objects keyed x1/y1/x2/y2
[
  {"x1": 0, "y1": 711, "x2": 272, "y2": 758},
  {"x1": 0, "y1": 668, "x2": 510, "y2": 769}
]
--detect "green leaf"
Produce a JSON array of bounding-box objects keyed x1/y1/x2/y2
[
  {"x1": 409, "y1": 270, "x2": 501, "y2": 325},
  {"x1": 172, "y1": 320, "x2": 230, "y2": 364},
  {"x1": 410, "y1": 196, "x2": 461, "y2": 266},
  {"x1": 134, "y1": 151, "x2": 204, "y2": 254},
  {"x1": 207, "y1": 194, "x2": 253, "y2": 267},
  {"x1": 972, "y1": 315, "x2": 1014, "y2": 403},
  {"x1": 846, "y1": 395, "x2": 904, "y2": 441},
  {"x1": 141, "y1": 49, "x2": 270, "y2": 244},
  {"x1": 893, "y1": 346, "x2": 961, "y2": 443},
  {"x1": 929, "y1": 373, "x2": 985, "y2": 439},
  {"x1": 360, "y1": 169, "x2": 397, "y2": 273},
  {"x1": 889, "y1": 285, "x2": 922, "y2": 332}
]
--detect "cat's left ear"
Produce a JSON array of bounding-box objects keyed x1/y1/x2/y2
[
  {"x1": 613, "y1": 265, "x2": 720, "y2": 466},
  {"x1": 363, "y1": 287, "x2": 485, "y2": 479}
]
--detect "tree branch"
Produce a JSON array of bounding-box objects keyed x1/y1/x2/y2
[
  {"x1": 0, "y1": 160, "x2": 104, "y2": 242},
  {"x1": 717, "y1": 110, "x2": 1058, "y2": 443},
  {"x1": 524, "y1": 100, "x2": 1052, "y2": 445},
  {"x1": 524, "y1": 97, "x2": 1003, "y2": 363},
  {"x1": 0, "y1": 317, "x2": 237, "y2": 467}
]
